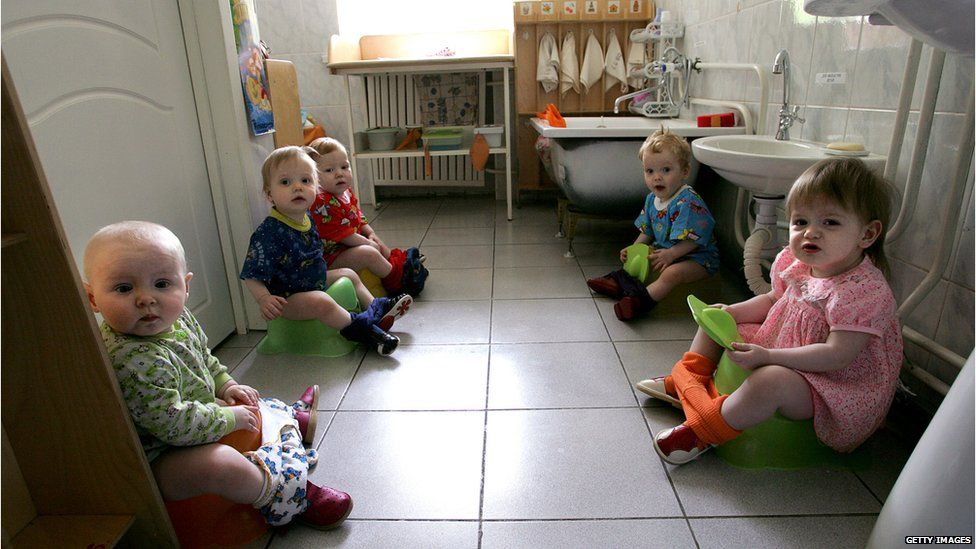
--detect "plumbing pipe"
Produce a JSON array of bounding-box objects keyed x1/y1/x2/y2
[
  {"x1": 692, "y1": 62, "x2": 769, "y2": 134},
  {"x1": 897, "y1": 99, "x2": 974, "y2": 321},
  {"x1": 883, "y1": 39, "x2": 923, "y2": 184},
  {"x1": 887, "y1": 47, "x2": 946, "y2": 242},
  {"x1": 742, "y1": 228, "x2": 773, "y2": 295},
  {"x1": 733, "y1": 187, "x2": 748, "y2": 249},
  {"x1": 688, "y1": 98, "x2": 753, "y2": 135},
  {"x1": 903, "y1": 327, "x2": 968, "y2": 377}
]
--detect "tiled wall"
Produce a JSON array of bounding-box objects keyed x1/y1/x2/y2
[
  {"x1": 658, "y1": 0, "x2": 974, "y2": 409},
  {"x1": 256, "y1": 0, "x2": 974, "y2": 409}
]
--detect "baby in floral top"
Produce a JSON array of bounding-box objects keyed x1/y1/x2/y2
[{"x1": 587, "y1": 127, "x2": 719, "y2": 320}]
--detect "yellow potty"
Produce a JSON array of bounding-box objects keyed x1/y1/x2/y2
[
  {"x1": 687, "y1": 295, "x2": 866, "y2": 470},
  {"x1": 358, "y1": 268, "x2": 387, "y2": 298},
  {"x1": 257, "y1": 277, "x2": 360, "y2": 357}
]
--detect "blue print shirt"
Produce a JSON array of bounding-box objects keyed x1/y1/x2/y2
[
  {"x1": 240, "y1": 208, "x2": 329, "y2": 297},
  {"x1": 634, "y1": 185, "x2": 721, "y2": 274}
]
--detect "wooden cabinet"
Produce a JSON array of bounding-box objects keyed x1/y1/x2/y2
[{"x1": 1, "y1": 56, "x2": 177, "y2": 547}]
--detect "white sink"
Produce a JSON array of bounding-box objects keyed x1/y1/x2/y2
[{"x1": 692, "y1": 135, "x2": 886, "y2": 196}]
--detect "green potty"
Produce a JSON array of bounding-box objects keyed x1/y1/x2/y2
[
  {"x1": 687, "y1": 295, "x2": 866, "y2": 470},
  {"x1": 623, "y1": 243, "x2": 652, "y2": 284},
  {"x1": 256, "y1": 277, "x2": 360, "y2": 358}
]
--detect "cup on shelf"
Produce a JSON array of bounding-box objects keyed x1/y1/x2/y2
[{"x1": 364, "y1": 127, "x2": 401, "y2": 151}]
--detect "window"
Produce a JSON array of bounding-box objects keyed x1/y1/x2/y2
[{"x1": 336, "y1": 0, "x2": 513, "y2": 41}]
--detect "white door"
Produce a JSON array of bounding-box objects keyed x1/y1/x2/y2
[{"x1": 2, "y1": 0, "x2": 235, "y2": 340}]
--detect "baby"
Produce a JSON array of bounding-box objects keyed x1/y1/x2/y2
[
  {"x1": 306, "y1": 137, "x2": 428, "y2": 297},
  {"x1": 85, "y1": 221, "x2": 351, "y2": 529},
  {"x1": 241, "y1": 145, "x2": 410, "y2": 355},
  {"x1": 587, "y1": 127, "x2": 720, "y2": 320}
]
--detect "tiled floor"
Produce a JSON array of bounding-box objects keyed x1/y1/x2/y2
[{"x1": 214, "y1": 196, "x2": 916, "y2": 549}]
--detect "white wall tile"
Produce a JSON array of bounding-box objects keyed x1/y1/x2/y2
[
  {"x1": 889, "y1": 258, "x2": 947, "y2": 340},
  {"x1": 255, "y1": 0, "x2": 306, "y2": 55},
  {"x1": 806, "y1": 15, "x2": 860, "y2": 107},
  {"x1": 933, "y1": 282, "x2": 975, "y2": 370},
  {"x1": 948, "y1": 168, "x2": 975, "y2": 289},
  {"x1": 797, "y1": 105, "x2": 847, "y2": 144},
  {"x1": 849, "y1": 21, "x2": 912, "y2": 109},
  {"x1": 301, "y1": 0, "x2": 339, "y2": 53}
]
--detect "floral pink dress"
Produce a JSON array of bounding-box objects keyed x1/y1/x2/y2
[{"x1": 737, "y1": 248, "x2": 903, "y2": 452}]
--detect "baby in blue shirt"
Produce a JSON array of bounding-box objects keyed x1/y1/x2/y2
[{"x1": 587, "y1": 127, "x2": 720, "y2": 320}]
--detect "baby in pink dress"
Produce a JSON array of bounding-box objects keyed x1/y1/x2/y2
[{"x1": 637, "y1": 157, "x2": 903, "y2": 464}]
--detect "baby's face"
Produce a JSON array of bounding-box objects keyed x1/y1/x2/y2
[
  {"x1": 86, "y1": 240, "x2": 191, "y2": 336},
  {"x1": 266, "y1": 156, "x2": 318, "y2": 220},
  {"x1": 314, "y1": 149, "x2": 352, "y2": 197},
  {"x1": 642, "y1": 150, "x2": 688, "y2": 201}
]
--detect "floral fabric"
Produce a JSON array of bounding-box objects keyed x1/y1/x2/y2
[{"x1": 634, "y1": 186, "x2": 720, "y2": 274}]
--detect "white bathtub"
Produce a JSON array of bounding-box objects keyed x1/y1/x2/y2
[{"x1": 530, "y1": 116, "x2": 746, "y2": 216}]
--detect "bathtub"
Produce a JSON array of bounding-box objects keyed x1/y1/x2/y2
[
  {"x1": 529, "y1": 116, "x2": 747, "y2": 255},
  {"x1": 531, "y1": 116, "x2": 746, "y2": 215}
]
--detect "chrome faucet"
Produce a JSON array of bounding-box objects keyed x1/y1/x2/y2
[
  {"x1": 772, "y1": 49, "x2": 804, "y2": 140},
  {"x1": 613, "y1": 87, "x2": 651, "y2": 114}
]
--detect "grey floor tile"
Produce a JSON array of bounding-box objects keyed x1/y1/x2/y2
[
  {"x1": 231, "y1": 348, "x2": 365, "y2": 410},
  {"x1": 492, "y1": 266, "x2": 589, "y2": 299},
  {"x1": 392, "y1": 300, "x2": 491, "y2": 344},
  {"x1": 497, "y1": 201, "x2": 559, "y2": 226},
  {"x1": 482, "y1": 408, "x2": 682, "y2": 519},
  {"x1": 368, "y1": 214, "x2": 434, "y2": 231},
  {"x1": 431, "y1": 208, "x2": 496, "y2": 229},
  {"x1": 488, "y1": 342, "x2": 634, "y2": 408},
  {"x1": 597, "y1": 299, "x2": 700, "y2": 342},
  {"x1": 217, "y1": 330, "x2": 267, "y2": 348},
  {"x1": 615, "y1": 340, "x2": 694, "y2": 404},
  {"x1": 568, "y1": 218, "x2": 638, "y2": 243},
  {"x1": 690, "y1": 516, "x2": 877, "y2": 549},
  {"x1": 495, "y1": 223, "x2": 565, "y2": 245},
  {"x1": 422, "y1": 227, "x2": 494, "y2": 246},
  {"x1": 570, "y1": 241, "x2": 627, "y2": 266},
  {"x1": 416, "y1": 267, "x2": 492, "y2": 301},
  {"x1": 491, "y1": 298, "x2": 609, "y2": 343},
  {"x1": 213, "y1": 345, "x2": 251, "y2": 373},
  {"x1": 481, "y1": 519, "x2": 696, "y2": 549},
  {"x1": 271, "y1": 520, "x2": 479, "y2": 548},
  {"x1": 371, "y1": 228, "x2": 427, "y2": 249},
  {"x1": 341, "y1": 344, "x2": 489, "y2": 410},
  {"x1": 311, "y1": 411, "x2": 484, "y2": 519},
  {"x1": 418, "y1": 244, "x2": 493, "y2": 269},
  {"x1": 852, "y1": 428, "x2": 915, "y2": 503},
  {"x1": 309, "y1": 410, "x2": 335, "y2": 449},
  {"x1": 494, "y1": 243, "x2": 579, "y2": 268}
]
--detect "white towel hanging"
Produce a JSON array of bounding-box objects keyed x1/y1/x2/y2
[
  {"x1": 580, "y1": 32, "x2": 604, "y2": 93},
  {"x1": 626, "y1": 39, "x2": 646, "y2": 89},
  {"x1": 559, "y1": 32, "x2": 580, "y2": 96},
  {"x1": 604, "y1": 29, "x2": 628, "y2": 93},
  {"x1": 536, "y1": 32, "x2": 560, "y2": 94}
]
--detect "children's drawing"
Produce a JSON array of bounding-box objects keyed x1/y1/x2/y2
[{"x1": 231, "y1": 0, "x2": 274, "y2": 136}]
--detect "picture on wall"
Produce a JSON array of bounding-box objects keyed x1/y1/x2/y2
[{"x1": 231, "y1": 0, "x2": 274, "y2": 136}]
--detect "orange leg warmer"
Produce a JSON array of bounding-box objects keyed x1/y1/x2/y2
[{"x1": 670, "y1": 352, "x2": 742, "y2": 446}]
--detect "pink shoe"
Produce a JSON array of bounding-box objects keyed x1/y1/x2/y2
[
  {"x1": 298, "y1": 482, "x2": 353, "y2": 530},
  {"x1": 295, "y1": 409, "x2": 318, "y2": 444},
  {"x1": 299, "y1": 385, "x2": 319, "y2": 411},
  {"x1": 653, "y1": 424, "x2": 712, "y2": 465}
]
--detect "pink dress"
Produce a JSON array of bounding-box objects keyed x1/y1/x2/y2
[{"x1": 737, "y1": 248, "x2": 903, "y2": 452}]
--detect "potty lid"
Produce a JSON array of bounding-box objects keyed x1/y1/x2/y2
[{"x1": 687, "y1": 294, "x2": 741, "y2": 350}]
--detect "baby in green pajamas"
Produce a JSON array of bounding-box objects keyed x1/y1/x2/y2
[{"x1": 84, "y1": 221, "x2": 352, "y2": 529}]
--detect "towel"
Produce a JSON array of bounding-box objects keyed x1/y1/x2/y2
[
  {"x1": 626, "y1": 39, "x2": 646, "y2": 89},
  {"x1": 604, "y1": 29, "x2": 628, "y2": 93},
  {"x1": 536, "y1": 32, "x2": 560, "y2": 93},
  {"x1": 559, "y1": 32, "x2": 580, "y2": 96},
  {"x1": 579, "y1": 32, "x2": 604, "y2": 94}
]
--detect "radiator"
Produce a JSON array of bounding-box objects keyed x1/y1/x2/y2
[{"x1": 364, "y1": 73, "x2": 486, "y2": 187}]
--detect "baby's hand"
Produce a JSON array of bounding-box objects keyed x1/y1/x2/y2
[
  {"x1": 258, "y1": 294, "x2": 286, "y2": 320},
  {"x1": 650, "y1": 248, "x2": 675, "y2": 272},
  {"x1": 224, "y1": 383, "x2": 260, "y2": 406},
  {"x1": 368, "y1": 234, "x2": 391, "y2": 257},
  {"x1": 726, "y1": 342, "x2": 771, "y2": 370},
  {"x1": 231, "y1": 405, "x2": 260, "y2": 433}
]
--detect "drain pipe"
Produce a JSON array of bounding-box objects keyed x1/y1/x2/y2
[
  {"x1": 743, "y1": 227, "x2": 773, "y2": 295},
  {"x1": 887, "y1": 46, "x2": 945, "y2": 242},
  {"x1": 883, "y1": 39, "x2": 923, "y2": 184}
]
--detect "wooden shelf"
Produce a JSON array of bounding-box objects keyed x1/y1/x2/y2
[{"x1": 12, "y1": 515, "x2": 134, "y2": 548}]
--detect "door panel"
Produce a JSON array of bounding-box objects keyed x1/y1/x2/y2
[{"x1": 2, "y1": 0, "x2": 235, "y2": 340}]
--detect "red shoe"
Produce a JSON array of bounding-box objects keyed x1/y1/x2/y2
[
  {"x1": 586, "y1": 274, "x2": 622, "y2": 298},
  {"x1": 295, "y1": 409, "x2": 318, "y2": 444},
  {"x1": 298, "y1": 482, "x2": 353, "y2": 530},
  {"x1": 377, "y1": 293, "x2": 413, "y2": 332},
  {"x1": 653, "y1": 424, "x2": 712, "y2": 465},
  {"x1": 613, "y1": 294, "x2": 656, "y2": 320}
]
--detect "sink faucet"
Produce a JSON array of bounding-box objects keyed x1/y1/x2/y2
[
  {"x1": 772, "y1": 49, "x2": 804, "y2": 141},
  {"x1": 613, "y1": 88, "x2": 650, "y2": 114}
]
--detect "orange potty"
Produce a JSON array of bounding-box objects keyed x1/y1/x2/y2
[{"x1": 165, "y1": 414, "x2": 270, "y2": 549}]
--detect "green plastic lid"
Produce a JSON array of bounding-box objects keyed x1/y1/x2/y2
[
  {"x1": 622, "y1": 243, "x2": 651, "y2": 284},
  {"x1": 687, "y1": 294, "x2": 741, "y2": 350}
]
